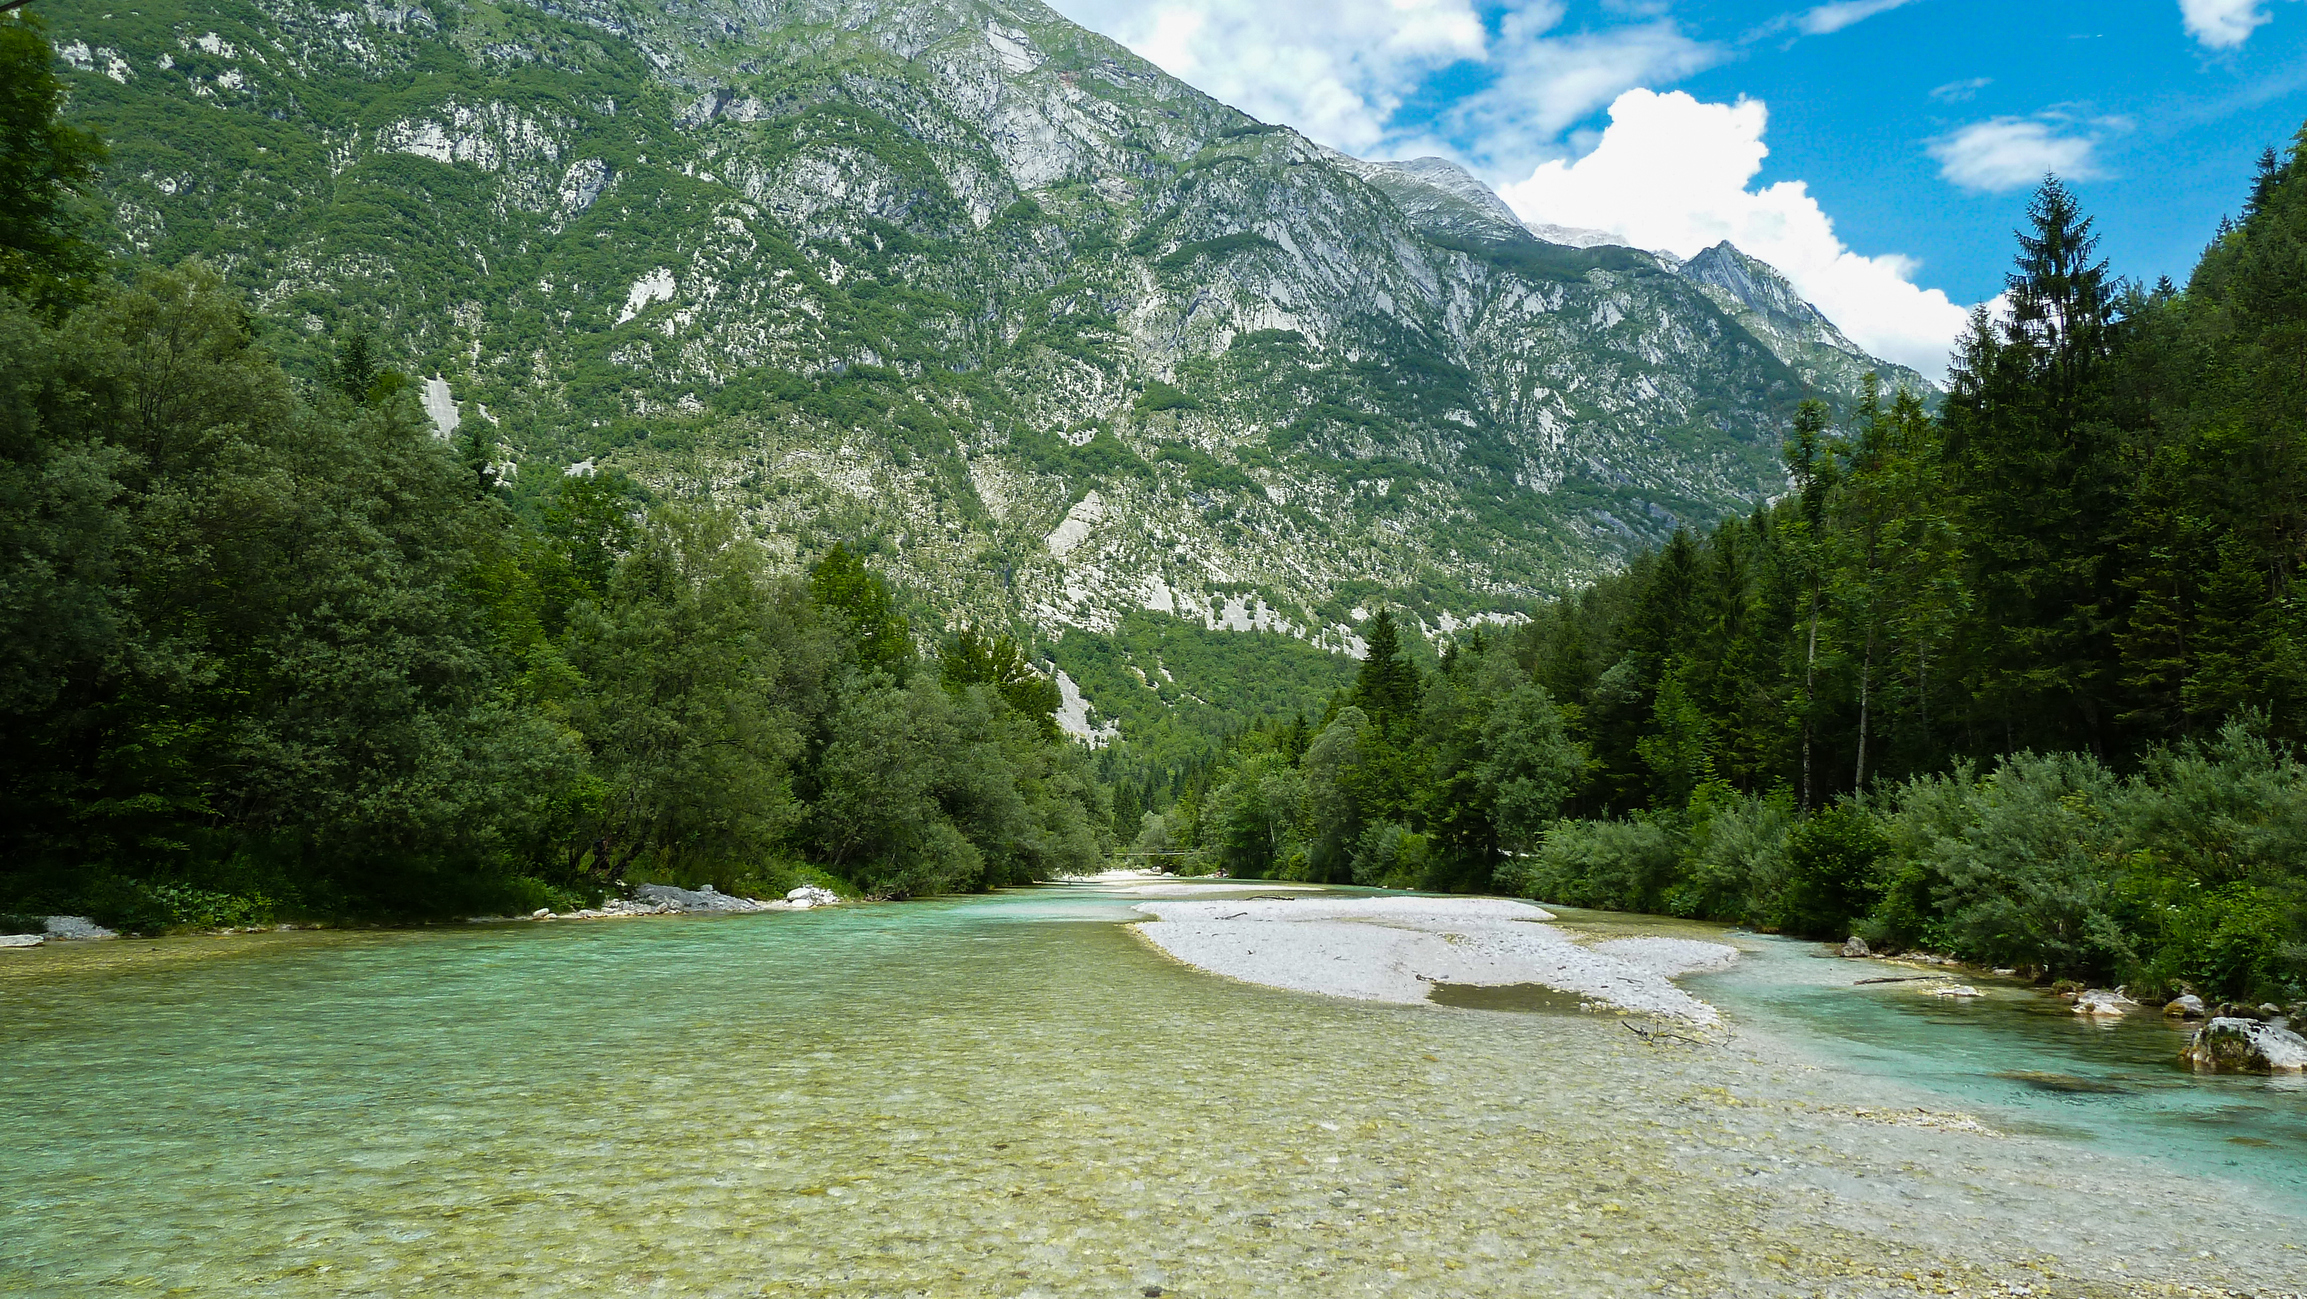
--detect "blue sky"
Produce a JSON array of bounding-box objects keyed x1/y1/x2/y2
[{"x1": 1048, "y1": 0, "x2": 2307, "y2": 377}]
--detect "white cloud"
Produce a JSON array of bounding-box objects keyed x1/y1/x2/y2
[
  {"x1": 1445, "y1": 8, "x2": 1717, "y2": 172},
  {"x1": 1798, "y1": 0, "x2": 1920, "y2": 36},
  {"x1": 1051, "y1": 0, "x2": 1487, "y2": 154},
  {"x1": 2179, "y1": 0, "x2": 2274, "y2": 48},
  {"x1": 1929, "y1": 76, "x2": 1991, "y2": 102},
  {"x1": 1928, "y1": 116, "x2": 2105, "y2": 191},
  {"x1": 1049, "y1": 1, "x2": 1716, "y2": 165},
  {"x1": 1498, "y1": 89, "x2": 1974, "y2": 380}
]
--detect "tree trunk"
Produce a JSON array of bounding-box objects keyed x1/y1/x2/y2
[
  {"x1": 1855, "y1": 622, "x2": 1875, "y2": 792},
  {"x1": 1803, "y1": 588, "x2": 1820, "y2": 811}
]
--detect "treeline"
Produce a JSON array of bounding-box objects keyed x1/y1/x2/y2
[
  {"x1": 0, "y1": 18, "x2": 1103, "y2": 928},
  {"x1": 1127, "y1": 610, "x2": 1583, "y2": 891},
  {"x1": 1151, "y1": 140, "x2": 2307, "y2": 1002},
  {"x1": 0, "y1": 269, "x2": 1107, "y2": 928}
]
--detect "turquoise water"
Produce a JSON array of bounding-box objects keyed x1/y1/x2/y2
[
  {"x1": 1677, "y1": 925, "x2": 2307, "y2": 1202},
  {"x1": 2, "y1": 884, "x2": 2302, "y2": 1297}
]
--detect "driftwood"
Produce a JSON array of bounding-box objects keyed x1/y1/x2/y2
[
  {"x1": 1622, "y1": 1021, "x2": 1714, "y2": 1047},
  {"x1": 1853, "y1": 975, "x2": 1943, "y2": 985}
]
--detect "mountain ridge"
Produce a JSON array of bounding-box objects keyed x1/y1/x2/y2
[{"x1": 42, "y1": 0, "x2": 1936, "y2": 743}]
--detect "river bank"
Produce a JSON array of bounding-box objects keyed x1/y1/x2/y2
[{"x1": 3, "y1": 878, "x2": 2301, "y2": 1298}]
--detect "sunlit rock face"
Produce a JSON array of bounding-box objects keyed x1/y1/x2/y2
[{"x1": 57, "y1": 0, "x2": 1925, "y2": 727}]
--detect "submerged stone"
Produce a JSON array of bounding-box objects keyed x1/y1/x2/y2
[{"x1": 2071, "y1": 989, "x2": 2136, "y2": 1016}]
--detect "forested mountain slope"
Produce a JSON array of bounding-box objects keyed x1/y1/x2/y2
[{"x1": 42, "y1": 0, "x2": 1926, "y2": 725}]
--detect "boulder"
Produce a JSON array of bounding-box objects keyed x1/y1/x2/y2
[
  {"x1": 43, "y1": 915, "x2": 119, "y2": 940},
  {"x1": 2184, "y1": 1017, "x2": 2307, "y2": 1073},
  {"x1": 1839, "y1": 935, "x2": 1871, "y2": 958},
  {"x1": 785, "y1": 886, "x2": 841, "y2": 908},
  {"x1": 2163, "y1": 994, "x2": 2207, "y2": 1019},
  {"x1": 1, "y1": 933, "x2": 43, "y2": 949},
  {"x1": 632, "y1": 883, "x2": 769, "y2": 914},
  {"x1": 2072, "y1": 989, "x2": 2136, "y2": 1016},
  {"x1": 1930, "y1": 985, "x2": 1984, "y2": 998}
]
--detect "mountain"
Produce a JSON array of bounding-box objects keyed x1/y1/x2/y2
[
  {"x1": 1673, "y1": 241, "x2": 1938, "y2": 401},
  {"x1": 43, "y1": 0, "x2": 1931, "y2": 743},
  {"x1": 1354, "y1": 158, "x2": 1938, "y2": 400}
]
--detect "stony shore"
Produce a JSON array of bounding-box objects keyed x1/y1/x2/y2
[
  {"x1": 1130, "y1": 894, "x2": 1738, "y2": 1025},
  {"x1": 1, "y1": 884, "x2": 845, "y2": 949}
]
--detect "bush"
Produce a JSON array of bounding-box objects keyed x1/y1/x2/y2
[
  {"x1": 1507, "y1": 816, "x2": 1680, "y2": 911},
  {"x1": 1665, "y1": 788, "x2": 1793, "y2": 924},
  {"x1": 1778, "y1": 805, "x2": 1889, "y2": 938}
]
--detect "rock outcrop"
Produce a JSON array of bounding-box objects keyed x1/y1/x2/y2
[
  {"x1": 2183, "y1": 1017, "x2": 2307, "y2": 1073},
  {"x1": 632, "y1": 884, "x2": 773, "y2": 913},
  {"x1": 43, "y1": 916, "x2": 119, "y2": 940}
]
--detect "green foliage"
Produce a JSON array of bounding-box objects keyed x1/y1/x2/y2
[
  {"x1": 1153, "y1": 232, "x2": 1281, "y2": 271},
  {"x1": 1476, "y1": 684, "x2": 1586, "y2": 855},
  {"x1": 1504, "y1": 816, "x2": 1681, "y2": 913},
  {"x1": 941, "y1": 626, "x2": 1061, "y2": 739},
  {"x1": 810, "y1": 542, "x2": 913, "y2": 679},
  {"x1": 0, "y1": 12, "x2": 106, "y2": 313},
  {"x1": 1777, "y1": 804, "x2": 1888, "y2": 937},
  {"x1": 1136, "y1": 379, "x2": 1198, "y2": 412},
  {"x1": 0, "y1": 267, "x2": 1115, "y2": 923}
]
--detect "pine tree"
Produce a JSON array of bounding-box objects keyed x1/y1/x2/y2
[{"x1": 1351, "y1": 608, "x2": 1421, "y2": 727}]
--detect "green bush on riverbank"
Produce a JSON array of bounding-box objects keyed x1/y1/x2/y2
[{"x1": 1504, "y1": 721, "x2": 2307, "y2": 999}]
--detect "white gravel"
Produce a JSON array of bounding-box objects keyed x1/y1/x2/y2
[
  {"x1": 1131, "y1": 896, "x2": 1735, "y2": 1025},
  {"x1": 1114, "y1": 882, "x2": 1324, "y2": 898}
]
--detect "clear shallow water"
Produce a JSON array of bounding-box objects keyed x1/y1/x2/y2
[
  {"x1": 1674, "y1": 925, "x2": 2307, "y2": 1203},
  {"x1": 2, "y1": 884, "x2": 2302, "y2": 1298}
]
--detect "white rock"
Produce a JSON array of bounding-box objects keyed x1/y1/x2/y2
[
  {"x1": 1930, "y1": 985, "x2": 1984, "y2": 998},
  {"x1": 2185, "y1": 1017, "x2": 2307, "y2": 1073},
  {"x1": 43, "y1": 915, "x2": 119, "y2": 940},
  {"x1": 1, "y1": 933, "x2": 43, "y2": 948},
  {"x1": 2072, "y1": 989, "x2": 2136, "y2": 1016}
]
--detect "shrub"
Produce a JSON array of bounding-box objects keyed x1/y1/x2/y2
[
  {"x1": 1778, "y1": 805, "x2": 1890, "y2": 938},
  {"x1": 1508, "y1": 816, "x2": 1680, "y2": 911}
]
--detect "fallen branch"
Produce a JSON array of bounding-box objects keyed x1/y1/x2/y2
[
  {"x1": 1853, "y1": 975, "x2": 1943, "y2": 985},
  {"x1": 1623, "y1": 1021, "x2": 1713, "y2": 1047}
]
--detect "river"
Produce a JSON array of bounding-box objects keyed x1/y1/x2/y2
[{"x1": 2, "y1": 880, "x2": 2301, "y2": 1296}]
